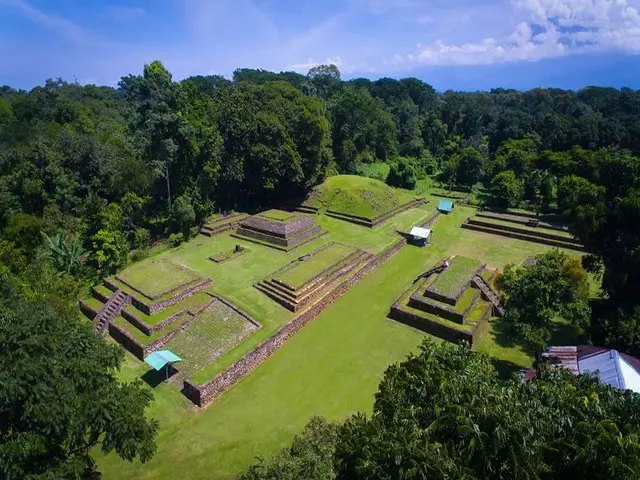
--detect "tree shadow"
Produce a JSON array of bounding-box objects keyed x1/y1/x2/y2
[
  {"x1": 492, "y1": 318, "x2": 519, "y2": 349},
  {"x1": 141, "y1": 368, "x2": 175, "y2": 388},
  {"x1": 491, "y1": 358, "x2": 524, "y2": 380}
]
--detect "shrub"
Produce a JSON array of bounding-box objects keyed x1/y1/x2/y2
[
  {"x1": 169, "y1": 232, "x2": 184, "y2": 247},
  {"x1": 133, "y1": 228, "x2": 150, "y2": 250},
  {"x1": 387, "y1": 157, "x2": 418, "y2": 190}
]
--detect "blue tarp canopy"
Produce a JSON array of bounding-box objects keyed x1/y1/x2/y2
[
  {"x1": 438, "y1": 200, "x2": 453, "y2": 213},
  {"x1": 144, "y1": 350, "x2": 182, "y2": 371}
]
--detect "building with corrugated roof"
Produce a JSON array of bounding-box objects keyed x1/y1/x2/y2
[{"x1": 524, "y1": 345, "x2": 640, "y2": 393}]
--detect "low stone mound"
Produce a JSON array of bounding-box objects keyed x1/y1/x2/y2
[
  {"x1": 462, "y1": 214, "x2": 586, "y2": 252},
  {"x1": 200, "y1": 213, "x2": 249, "y2": 237},
  {"x1": 232, "y1": 210, "x2": 326, "y2": 251},
  {"x1": 255, "y1": 242, "x2": 372, "y2": 311}
]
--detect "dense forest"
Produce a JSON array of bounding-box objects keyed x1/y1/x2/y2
[{"x1": 2, "y1": 61, "x2": 640, "y2": 478}]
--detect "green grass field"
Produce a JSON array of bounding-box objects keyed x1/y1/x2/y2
[
  {"x1": 95, "y1": 196, "x2": 587, "y2": 480},
  {"x1": 273, "y1": 243, "x2": 357, "y2": 289},
  {"x1": 117, "y1": 258, "x2": 202, "y2": 299},
  {"x1": 357, "y1": 162, "x2": 390, "y2": 182},
  {"x1": 166, "y1": 301, "x2": 257, "y2": 379},
  {"x1": 429, "y1": 256, "x2": 482, "y2": 298},
  {"x1": 303, "y1": 175, "x2": 417, "y2": 220},
  {"x1": 256, "y1": 209, "x2": 295, "y2": 222}
]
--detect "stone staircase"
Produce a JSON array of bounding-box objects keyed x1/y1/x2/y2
[
  {"x1": 93, "y1": 289, "x2": 129, "y2": 334},
  {"x1": 472, "y1": 276, "x2": 504, "y2": 317}
]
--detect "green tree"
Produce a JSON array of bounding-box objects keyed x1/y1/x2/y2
[
  {"x1": 490, "y1": 169, "x2": 524, "y2": 207},
  {"x1": 0, "y1": 295, "x2": 157, "y2": 479},
  {"x1": 250, "y1": 340, "x2": 640, "y2": 479},
  {"x1": 170, "y1": 194, "x2": 196, "y2": 238},
  {"x1": 386, "y1": 157, "x2": 418, "y2": 189},
  {"x1": 3, "y1": 213, "x2": 43, "y2": 257},
  {"x1": 239, "y1": 417, "x2": 338, "y2": 480},
  {"x1": 417, "y1": 149, "x2": 438, "y2": 175},
  {"x1": 91, "y1": 228, "x2": 128, "y2": 274},
  {"x1": 456, "y1": 146, "x2": 486, "y2": 186},
  {"x1": 120, "y1": 60, "x2": 185, "y2": 209},
  {"x1": 335, "y1": 340, "x2": 640, "y2": 479},
  {"x1": 493, "y1": 138, "x2": 538, "y2": 177},
  {"x1": 498, "y1": 250, "x2": 590, "y2": 353}
]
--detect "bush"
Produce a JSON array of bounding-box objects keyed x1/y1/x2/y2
[
  {"x1": 418, "y1": 151, "x2": 438, "y2": 175},
  {"x1": 189, "y1": 226, "x2": 199, "y2": 239},
  {"x1": 133, "y1": 228, "x2": 150, "y2": 250},
  {"x1": 169, "y1": 232, "x2": 184, "y2": 247},
  {"x1": 130, "y1": 248, "x2": 149, "y2": 262},
  {"x1": 387, "y1": 157, "x2": 418, "y2": 190}
]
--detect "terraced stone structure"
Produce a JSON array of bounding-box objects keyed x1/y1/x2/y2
[
  {"x1": 255, "y1": 242, "x2": 372, "y2": 312},
  {"x1": 462, "y1": 209, "x2": 586, "y2": 252},
  {"x1": 389, "y1": 255, "x2": 503, "y2": 347},
  {"x1": 200, "y1": 213, "x2": 249, "y2": 237},
  {"x1": 232, "y1": 209, "x2": 326, "y2": 251}
]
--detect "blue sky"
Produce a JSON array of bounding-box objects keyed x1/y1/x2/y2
[{"x1": 1, "y1": 0, "x2": 640, "y2": 91}]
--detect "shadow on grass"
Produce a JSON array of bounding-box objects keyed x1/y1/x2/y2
[
  {"x1": 141, "y1": 369, "x2": 176, "y2": 388},
  {"x1": 492, "y1": 317, "x2": 519, "y2": 349},
  {"x1": 491, "y1": 358, "x2": 524, "y2": 380}
]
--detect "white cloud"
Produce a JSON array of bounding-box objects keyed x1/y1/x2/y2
[
  {"x1": 1, "y1": 0, "x2": 100, "y2": 44},
  {"x1": 393, "y1": 0, "x2": 640, "y2": 67},
  {"x1": 286, "y1": 56, "x2": 350, "y2": 73}
]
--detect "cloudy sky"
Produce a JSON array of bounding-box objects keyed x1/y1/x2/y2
[{"x1": 1, "y1": 0, "x2": 640, "y2": 90}]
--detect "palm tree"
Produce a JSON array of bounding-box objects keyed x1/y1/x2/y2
[{"x1": 41, "y1": 232, "x2": 88, "y2": 276}]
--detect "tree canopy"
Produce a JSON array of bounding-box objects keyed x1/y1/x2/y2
[
  {"x1": 241, "y1": 340, "x2": 640, "y2": 479},
  {"x1": 0, "y1": 286, "x2": 157, "y2": 479}
]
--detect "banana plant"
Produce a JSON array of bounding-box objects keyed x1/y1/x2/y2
[{"x1": 41, "y1": 232, "x2": 88, "y2": 276}]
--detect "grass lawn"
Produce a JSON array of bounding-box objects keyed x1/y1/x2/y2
[
  {"x1": 95, "y1": 197, "x2": 586, "y2": 480},
  {"x1": 429, "y1": 256, "x2": 482, "y2": 298},
  {"x1": 358, "y1": 162, "x2": 390, "y2": 182},
  {"x1": 117, "y1": 258, "x2": 202, "y2": 299},
  {"x1": 256, "y1": 209, "x2": 295, "y2": 222},
  {"x1": 166, "y1": 301, "x2": 257, "y2": 379},
  {"x1": 85, "y1": 297, "x2": 104, "y2": 311},
  {"x1": 273, "y1": 243, "x2": 357, "y2": 289},
  {"x1": 114, "y1": 314, "x2": 193, "y2": 344},
  {"x1": 303, "y1": 175, "x2": 417, "y2": 220}
]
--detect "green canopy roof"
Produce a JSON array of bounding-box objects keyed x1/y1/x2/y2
[
  {"x1": 144, "y1": 350, "x2": 182, "y2": 371},
  {"x1": 438, "y1": 200, "x2": 453, "y2": 213}
]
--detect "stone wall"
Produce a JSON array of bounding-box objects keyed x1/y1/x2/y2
[
  {"x1": 115, "y1": 273, "x2": 202, "y2": 302},
  {"x1": 419, "y1": 212, "x2": 441, "y2": 228},
  {"x1": 91, "y1": 287, "x2": 111, "y2": 303},
  {"x1": 325, "y1": 198, "x2": 426, "y2": 229},
  {"x1": 462, "y1": 223, "x2": 587, "y2": 252},
  {"x1": 389, "y1": 304, "x2": 475, "y2": 345},
  {"x1": 467, "y1": 218, "x2": 580, "y2": 244},
  {"x1": 408, "y1": 294, "x2": 465, "y2": 323},
  {"x1": 121, "y1": 308, "x2": 190, "y2": 336},
  {"x1": 126, "y1": 278, "x2": 213, "y2": 316},
  {"x1": 109, "y1": 322, "x2": 146, "y2": 360},
  {"x1": 183, "y1": 237, "x2": 406, "y2": 407},
  {"x1": 371, "y1": 198, "x2": 426, "y2": 228},
  {"x1": 79, "y1": 300, "x2": 98, "y2": 320},
  {"x1": 425, "y1": 264, "x2": 486, "y2": 306}
]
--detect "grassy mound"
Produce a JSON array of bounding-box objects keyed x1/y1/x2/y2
[{"x1": 302, "y1": 175, "x2": 416, "y2": 221}]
